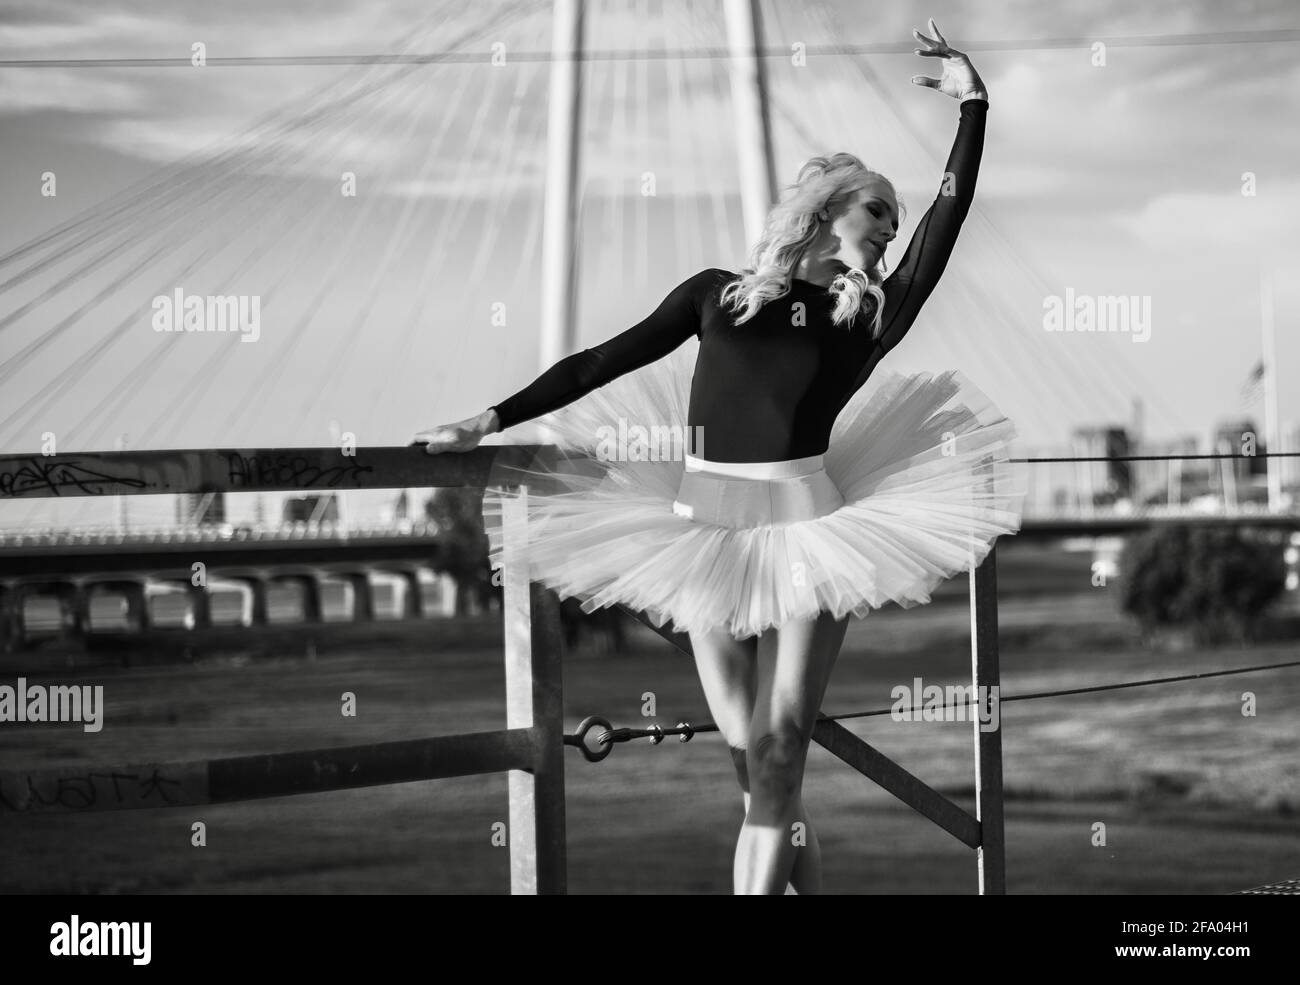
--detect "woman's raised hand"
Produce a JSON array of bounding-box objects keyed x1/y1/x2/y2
[
  {"x1": 412, "y1": 408, "x2": 499, "y2": 454},
  {"x1": 910, "y1": 18, "x2": 987, "y2": 102}
]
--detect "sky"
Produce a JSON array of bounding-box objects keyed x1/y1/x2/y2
[{"x1": 1, "y1": 0, "x2": 1298, "y2": 528}]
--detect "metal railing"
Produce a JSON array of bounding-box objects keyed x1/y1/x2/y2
[
  {"x1": 0, "y1": 445, "x2": 568, "y2": 893},
  {"x1": 3, "y1": 444, "x2": 1294, "y2": 893},
  {"x1": 0, "y1": 444, "x2": 1002, "y2": 891}
]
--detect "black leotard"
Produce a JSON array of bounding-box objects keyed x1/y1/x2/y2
[{"x1": 489, "y1": 98, "x2": 987, "y2": 463}]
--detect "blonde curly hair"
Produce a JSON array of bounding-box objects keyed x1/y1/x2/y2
[{"x1": 719, "y1": 152, "x2": 905, "y2": 339}]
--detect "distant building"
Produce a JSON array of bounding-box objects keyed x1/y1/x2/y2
[
  {"x1": 1212, "y1": 417, "x2": 1267, "y2": 481},
  {"x1": 176, "y1": 489, "x2": 226, "y2": 525},
  {"x1": 282, "y1": 494, "x2": 340, "y2": 524},
  {"x1": 1209, "y1": 417, "x2": 1280, "y2": 507},
  {"x1": 1132, "y1": 434, "x2": 1198, "y2": 507},
  {"x1": 1070, "y1": 425, "x2": 1133, "y2": 505}
]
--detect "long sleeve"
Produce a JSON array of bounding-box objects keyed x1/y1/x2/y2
[
  {"x1": 489, "y1": 269, "x2": 711, "y2": 431},
  {"x1": 849, "y1": 98, "x2": 987, "y2": 392}
]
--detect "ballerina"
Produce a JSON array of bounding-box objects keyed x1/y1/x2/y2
[{"x1": 415, "y1": 18, "x2": 1025, "y2": 895}]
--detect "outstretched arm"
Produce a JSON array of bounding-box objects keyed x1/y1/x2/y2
[
  {"x1": 414, "y1": 270, "x2": 711, "y2": 453},
  {"x1": 848, "y1": 19, "x2": 988, "y2": 394},
  {"x1": 488, "y1": 270, "x2": 708, "y2": 430}
]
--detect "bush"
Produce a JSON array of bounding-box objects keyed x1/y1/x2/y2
[{"x1": 1118, "y1": 524, "x2": 1287, "y2": 645}]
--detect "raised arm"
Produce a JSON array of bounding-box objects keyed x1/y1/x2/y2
[
  {"x1": 847, "y1": 20, "x2": 988, "y2": 394},
  {"x1": 874, "y1": 96, "x2": 986, "y2": 355},
  {"x1": 488, "y1": 269, "x2": 711, "y2": 431}
]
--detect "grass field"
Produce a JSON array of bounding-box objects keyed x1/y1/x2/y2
[{"x1": 2, "y1": 543, "x2": 1297, "y2": 894}]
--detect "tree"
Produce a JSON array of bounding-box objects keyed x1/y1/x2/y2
[
  {"x1": 1119, "y1": 524, "x2": 1287, "y2": 645},
  {"x1": 425, "y1": 488, "x2": 496, "y2": 615}
]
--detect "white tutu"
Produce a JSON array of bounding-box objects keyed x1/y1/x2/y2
[{"x1": 482, "y1": 338, "x2": 1027, "y2": 639}]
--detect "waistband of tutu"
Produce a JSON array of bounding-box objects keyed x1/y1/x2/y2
[{"x1": 683, "y1": 453, "x2": 826, "y2": 479}]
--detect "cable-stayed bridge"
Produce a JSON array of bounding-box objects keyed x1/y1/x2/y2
[{"x1": 2, "y1": 1, "x2": 1297, "y2": 644}]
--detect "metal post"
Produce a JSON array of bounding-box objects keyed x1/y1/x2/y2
[
  {"x1": 1260, "y1": 268, "x2": 1282, "y2": 512},
  {"x1": 114, "y1": 434, "x2": 130, "y2": 535},
  {"x1": 528, "y1": 579, "x2": 566, "y2": 890},
  {"x1": 724, "y1": 0, "x2": 778, "y2": 250},
  {"x1": 970, "y1": 544, "x2": 1006, "y2": 894},
  {"x1": 536, "y1": 0, "x2": 585, "y2": 447},
  {"x1": 1074, "y1": 434, "x2": 1094, "y2": 518},
  {"x1": 0, "y1": 585, "x2": 24, "y2": 651},
  {"x1": 540, "y1": 0, "x2": 584, "y2": 371},
  {"x1": 502, "y1": 486, "x2": 567, "y2": 893},
  {"x1": 1219, "y1": 438, "x2": 1238, "y2": 511},
  {"x1": 58, "y1": 582, "x2": 91, "y2": 640}
]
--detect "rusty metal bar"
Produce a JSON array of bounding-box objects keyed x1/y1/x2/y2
[
  {"x1": 0, "y1": 444, "x2": 563, "y2": 499},
  {"x1": 813, "y1": 718, "x2": 982, "y2": 848},
  {"x1": 970, "y1": 545, "x2": 1007, "y2": 894},
  {"x1": 0, "y1": 728, "x2": 539, "y2": 813},
  {"x1": 529, "y1": 580, "x2": 567, "y2": 893},
  {"x1": 503, "y1": 486, "x2": 568, "y2": 894}
]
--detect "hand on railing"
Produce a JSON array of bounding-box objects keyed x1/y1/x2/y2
[{"x1": 411, "y1": 408, "x2": 500, "y2": 454}]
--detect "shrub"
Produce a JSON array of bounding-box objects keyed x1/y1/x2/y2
[{"x1": 1118, "y1": 524, "x2": 1287, "y2": 645}]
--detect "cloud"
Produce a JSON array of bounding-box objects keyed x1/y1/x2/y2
[
  {"x1": 0, "y1": 9, "x2": 171, "y2": 52},
  {"x1": 0, "y1": 67, "x2": 148, "y2": 113},
  {"x1": 1116, "y1": 180, "x2": 1300, "y2": 261},
  {"x1": 0, "y1": 0, "x2": 552, "y2": 164}
]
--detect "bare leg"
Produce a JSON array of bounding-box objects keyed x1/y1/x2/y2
[
  {"x1": 689, "y1": 619, "x2": 839, "y2": 894},
  {"x1": 686, "y1": 626, "x2": 762, "y2": 875},
  {"x1": 735, "y1": 611, "x2": 848, "y2": 895}
]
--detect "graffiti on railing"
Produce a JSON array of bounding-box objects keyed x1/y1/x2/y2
[
  {"x1": 0, "y1": 458, "x2": 152, "y2": 498},
  {"x1": 225, "y1": 453, "x2": 374, "y2": 489},
  {"x1": 0, "y1": 766, "x2": 192, "y2": 812}
]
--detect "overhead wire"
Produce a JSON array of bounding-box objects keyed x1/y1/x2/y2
[{"x1": 3, "y1": 26, "x2": 1296, "y2": 70}]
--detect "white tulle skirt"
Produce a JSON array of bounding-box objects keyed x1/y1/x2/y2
[{"x1": 482, "y1": 338, "x2": 1027, "y2": 639}]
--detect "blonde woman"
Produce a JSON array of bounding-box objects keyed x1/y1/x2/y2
[{"x1": 417, "y1": 19, "x2": 1025, "y2": 894}]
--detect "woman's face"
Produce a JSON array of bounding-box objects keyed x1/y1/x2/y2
[{"x1": 831, "y1": 178, "x2": 899, "y2": 266}]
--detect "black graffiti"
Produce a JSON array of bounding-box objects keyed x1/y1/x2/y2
[
  {"x1": 0, "y1": 768, "x2": 184, "y2": 812},
  {"x1": 0, "y1": 458, "x2": 152, "y2": 498},
  {"x1": 138, "y1": 768, "x2": 182, "y2": 803},
  {"x1": 226, "y1": 453, "x2": 374, "y2": 489}
]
